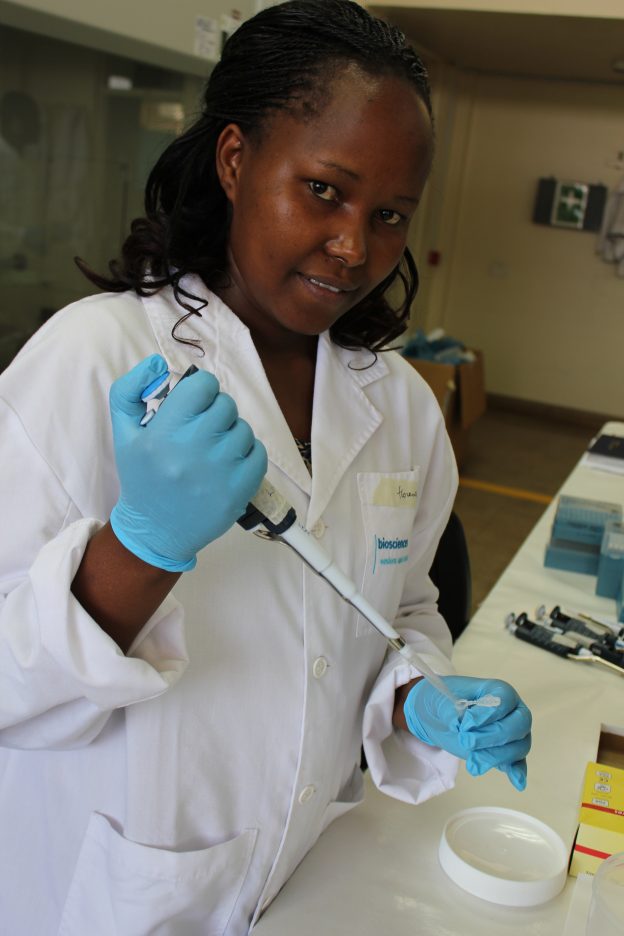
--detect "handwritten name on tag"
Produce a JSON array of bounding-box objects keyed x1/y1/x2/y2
[{"x1": 371, "y1": 478, "x2": 418, "y2": 507}]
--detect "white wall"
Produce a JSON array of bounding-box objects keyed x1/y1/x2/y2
[
  {"x1": 371, "y1": 0, "x2": 624, "y2": 19},
  {"x1": 411, "y1": 68, "x2": 624, "y2": 417},
  {"x1": 0, "y1": 0, "x2": 258, "y2": 74}
]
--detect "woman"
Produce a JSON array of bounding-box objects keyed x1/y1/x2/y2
[{"x1": 0, "y1": 2, "x2": 530, "y2": 932}]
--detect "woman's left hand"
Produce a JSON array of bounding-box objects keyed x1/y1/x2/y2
[{"x1": 404, "y1": 675, "x2": 532, "y2": 791}]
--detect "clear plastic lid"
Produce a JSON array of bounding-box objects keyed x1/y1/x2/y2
[{"x1": 590, "y1": 852, "x2": 624, "y2": 931}]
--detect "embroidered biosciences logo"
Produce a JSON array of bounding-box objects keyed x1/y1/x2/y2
[{"x1": 372, "y1": 534, "x2": 409, "y2": 573}]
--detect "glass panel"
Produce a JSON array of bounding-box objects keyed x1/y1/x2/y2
[{"x1": 0, "y1": 23, "x2": 204, "y2": 371}]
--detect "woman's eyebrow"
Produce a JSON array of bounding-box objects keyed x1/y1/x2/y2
[
  {"x1": 317, "y1": 159, "x2": 359, "y2": 181},
  {"x1": 395, "y1": 193, "x2": 419, "y2": 206},
  {"x1": 316, "y1": 160, "x2": 418, "y2": 205}
]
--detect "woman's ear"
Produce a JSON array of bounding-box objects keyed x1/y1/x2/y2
[{"x1": 215, "y1": 124, "x2": 246, "y2": 203}]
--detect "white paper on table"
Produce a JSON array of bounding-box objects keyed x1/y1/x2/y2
[
  {"x1": 580, "y1": 453, "x2": 624, "y2": 476},
  {"x1": 562, "y1": 873, "x2": 594, "y2": 936}
]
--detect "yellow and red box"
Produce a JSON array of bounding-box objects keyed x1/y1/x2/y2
[{"x1": 570, "y1": 729, "x2": 624, "y2": 876}]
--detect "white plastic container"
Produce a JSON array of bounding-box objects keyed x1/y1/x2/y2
[{"x1": 438, "y1": 806, "x2": 568, "y2": 907}]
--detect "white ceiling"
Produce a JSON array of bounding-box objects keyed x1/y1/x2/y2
[{"x1": 369, "y1": 6, "x2": 624, "y2": 84}]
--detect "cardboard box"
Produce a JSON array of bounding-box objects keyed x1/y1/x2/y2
[
  {"x1": 405, "y1": 350, "x2": 486, "y2": 468},
  {"x1": 570, "y1": 727, "x2": 624, "y2": 876}
]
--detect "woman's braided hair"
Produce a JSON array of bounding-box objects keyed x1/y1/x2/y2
[{"x1": 77, "y1": 0, "x2": 432, "y2": 352}]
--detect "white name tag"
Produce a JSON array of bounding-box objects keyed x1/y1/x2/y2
[{"x1": 371, "y1": 478, "x2": 418, "y2": 507}]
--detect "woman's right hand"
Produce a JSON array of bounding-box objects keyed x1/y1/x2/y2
[{"x1": 109, "y1": 355, "x2": 267, "y2": 571}]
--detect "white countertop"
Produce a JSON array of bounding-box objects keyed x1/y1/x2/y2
[{"x1": 254, "y1": 422, "x2": 624, "y2": 935}]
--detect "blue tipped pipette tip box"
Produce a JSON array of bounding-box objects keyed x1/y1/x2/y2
[
  {"x1": 552, "y1": 496, "x2": 622, "y2": 546},
  {"x1": 544, "y1": 538, "x2": 601, "y2": 575},
  {"x1": 544, "y1": 496, "x2": 622, "y2": 575},
  {"x1": 597, "y1": 521, "x2": 624, "y2": 598}
]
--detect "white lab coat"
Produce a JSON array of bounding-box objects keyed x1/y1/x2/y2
[{"x1": 0, "y1": 278, "x2": 458, "y2": 935}]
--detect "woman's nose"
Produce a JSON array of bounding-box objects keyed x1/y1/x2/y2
[{"x1": 324, "y1": 216, "x2": 367, "y2": 268}]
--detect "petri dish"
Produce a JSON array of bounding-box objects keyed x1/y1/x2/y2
[{"x1": 439, "y1": 806, "x2": 568, "y2": 907}]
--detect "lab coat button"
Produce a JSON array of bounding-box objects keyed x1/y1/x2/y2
[
  {"x1": 311, "y1": 519, "x2": 326, "y2": 539},
  {"x1": 298, "y1": 784, "x2": 316, "y2": 804},
  {"x1": 312, "y1": 656, "x2": 328, "y2": 679}
]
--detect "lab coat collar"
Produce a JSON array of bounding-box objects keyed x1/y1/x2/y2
[
  {"x1": 143, "y1": 277, "x2": 386, "y2": 527},
  {"x1": 307, "y1": 334, "x2": 385, "y2": 527}
]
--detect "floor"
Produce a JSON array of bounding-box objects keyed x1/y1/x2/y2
[{"x1": 453, "y1": 406, "x2": 603, "y2": 614}]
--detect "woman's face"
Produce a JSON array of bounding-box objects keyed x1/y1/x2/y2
[{"x1": 215, "y1": 66, "x2": 433, "y2": 347}]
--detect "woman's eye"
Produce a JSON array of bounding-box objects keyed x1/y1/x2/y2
[
  {"x1": 308, "y1": 180, "x2": 338, "y2": 202},
  {"x1": 379, "y1": 209, "x2": 403, "y2": 226}
]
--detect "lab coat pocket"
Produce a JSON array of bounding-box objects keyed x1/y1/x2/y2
[
  {"x1": 319, "y1": 766, "x2": 364, "y2": 836},
  {"x1": 58, "y1": 812, "x2": 257, "y2": 936},
  {"x1": 356, "y1": 469, "x2": 420, "y2": 637}
]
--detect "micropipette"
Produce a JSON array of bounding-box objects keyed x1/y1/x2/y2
[
  {"x1": 237, "y1": 479, "x2": 500, "y2": 715},
  {"x1": 140, "y1": 365, "x2": 198, "y2": 426},
  {"x1": 141, "y1": 367, "x2": 498, "y2": 715}
]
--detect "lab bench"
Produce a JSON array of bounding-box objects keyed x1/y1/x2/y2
[{"x1": 253, "y1": 422, "x2": 624, "y2": 936}]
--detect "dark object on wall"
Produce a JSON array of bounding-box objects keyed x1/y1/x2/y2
[
  {"x1": 533, "y1": 177, "x2": 607, "y2": 232},
  {"x1": 0, "y1": 90, "x2": 41, "y2": 155}
]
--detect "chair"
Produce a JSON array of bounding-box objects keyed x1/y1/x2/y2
[{"x1": 428, "y1": 511, "x2": 472, "y2": 643}]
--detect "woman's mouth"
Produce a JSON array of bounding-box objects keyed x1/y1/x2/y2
[
  {"x1": 309, "y1": 276, "x2": 344, "y2": 294},
  {"x1": 299, "y1": 273, "x2": 359, "y2": 299}
]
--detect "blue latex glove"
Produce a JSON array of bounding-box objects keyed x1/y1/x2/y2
[
  {"x1": 109, "y1": 354, "x2": 268, "y2": 571},
  {"x1": 404, "y1": 676, "x2": 532, "y2": 791}
]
